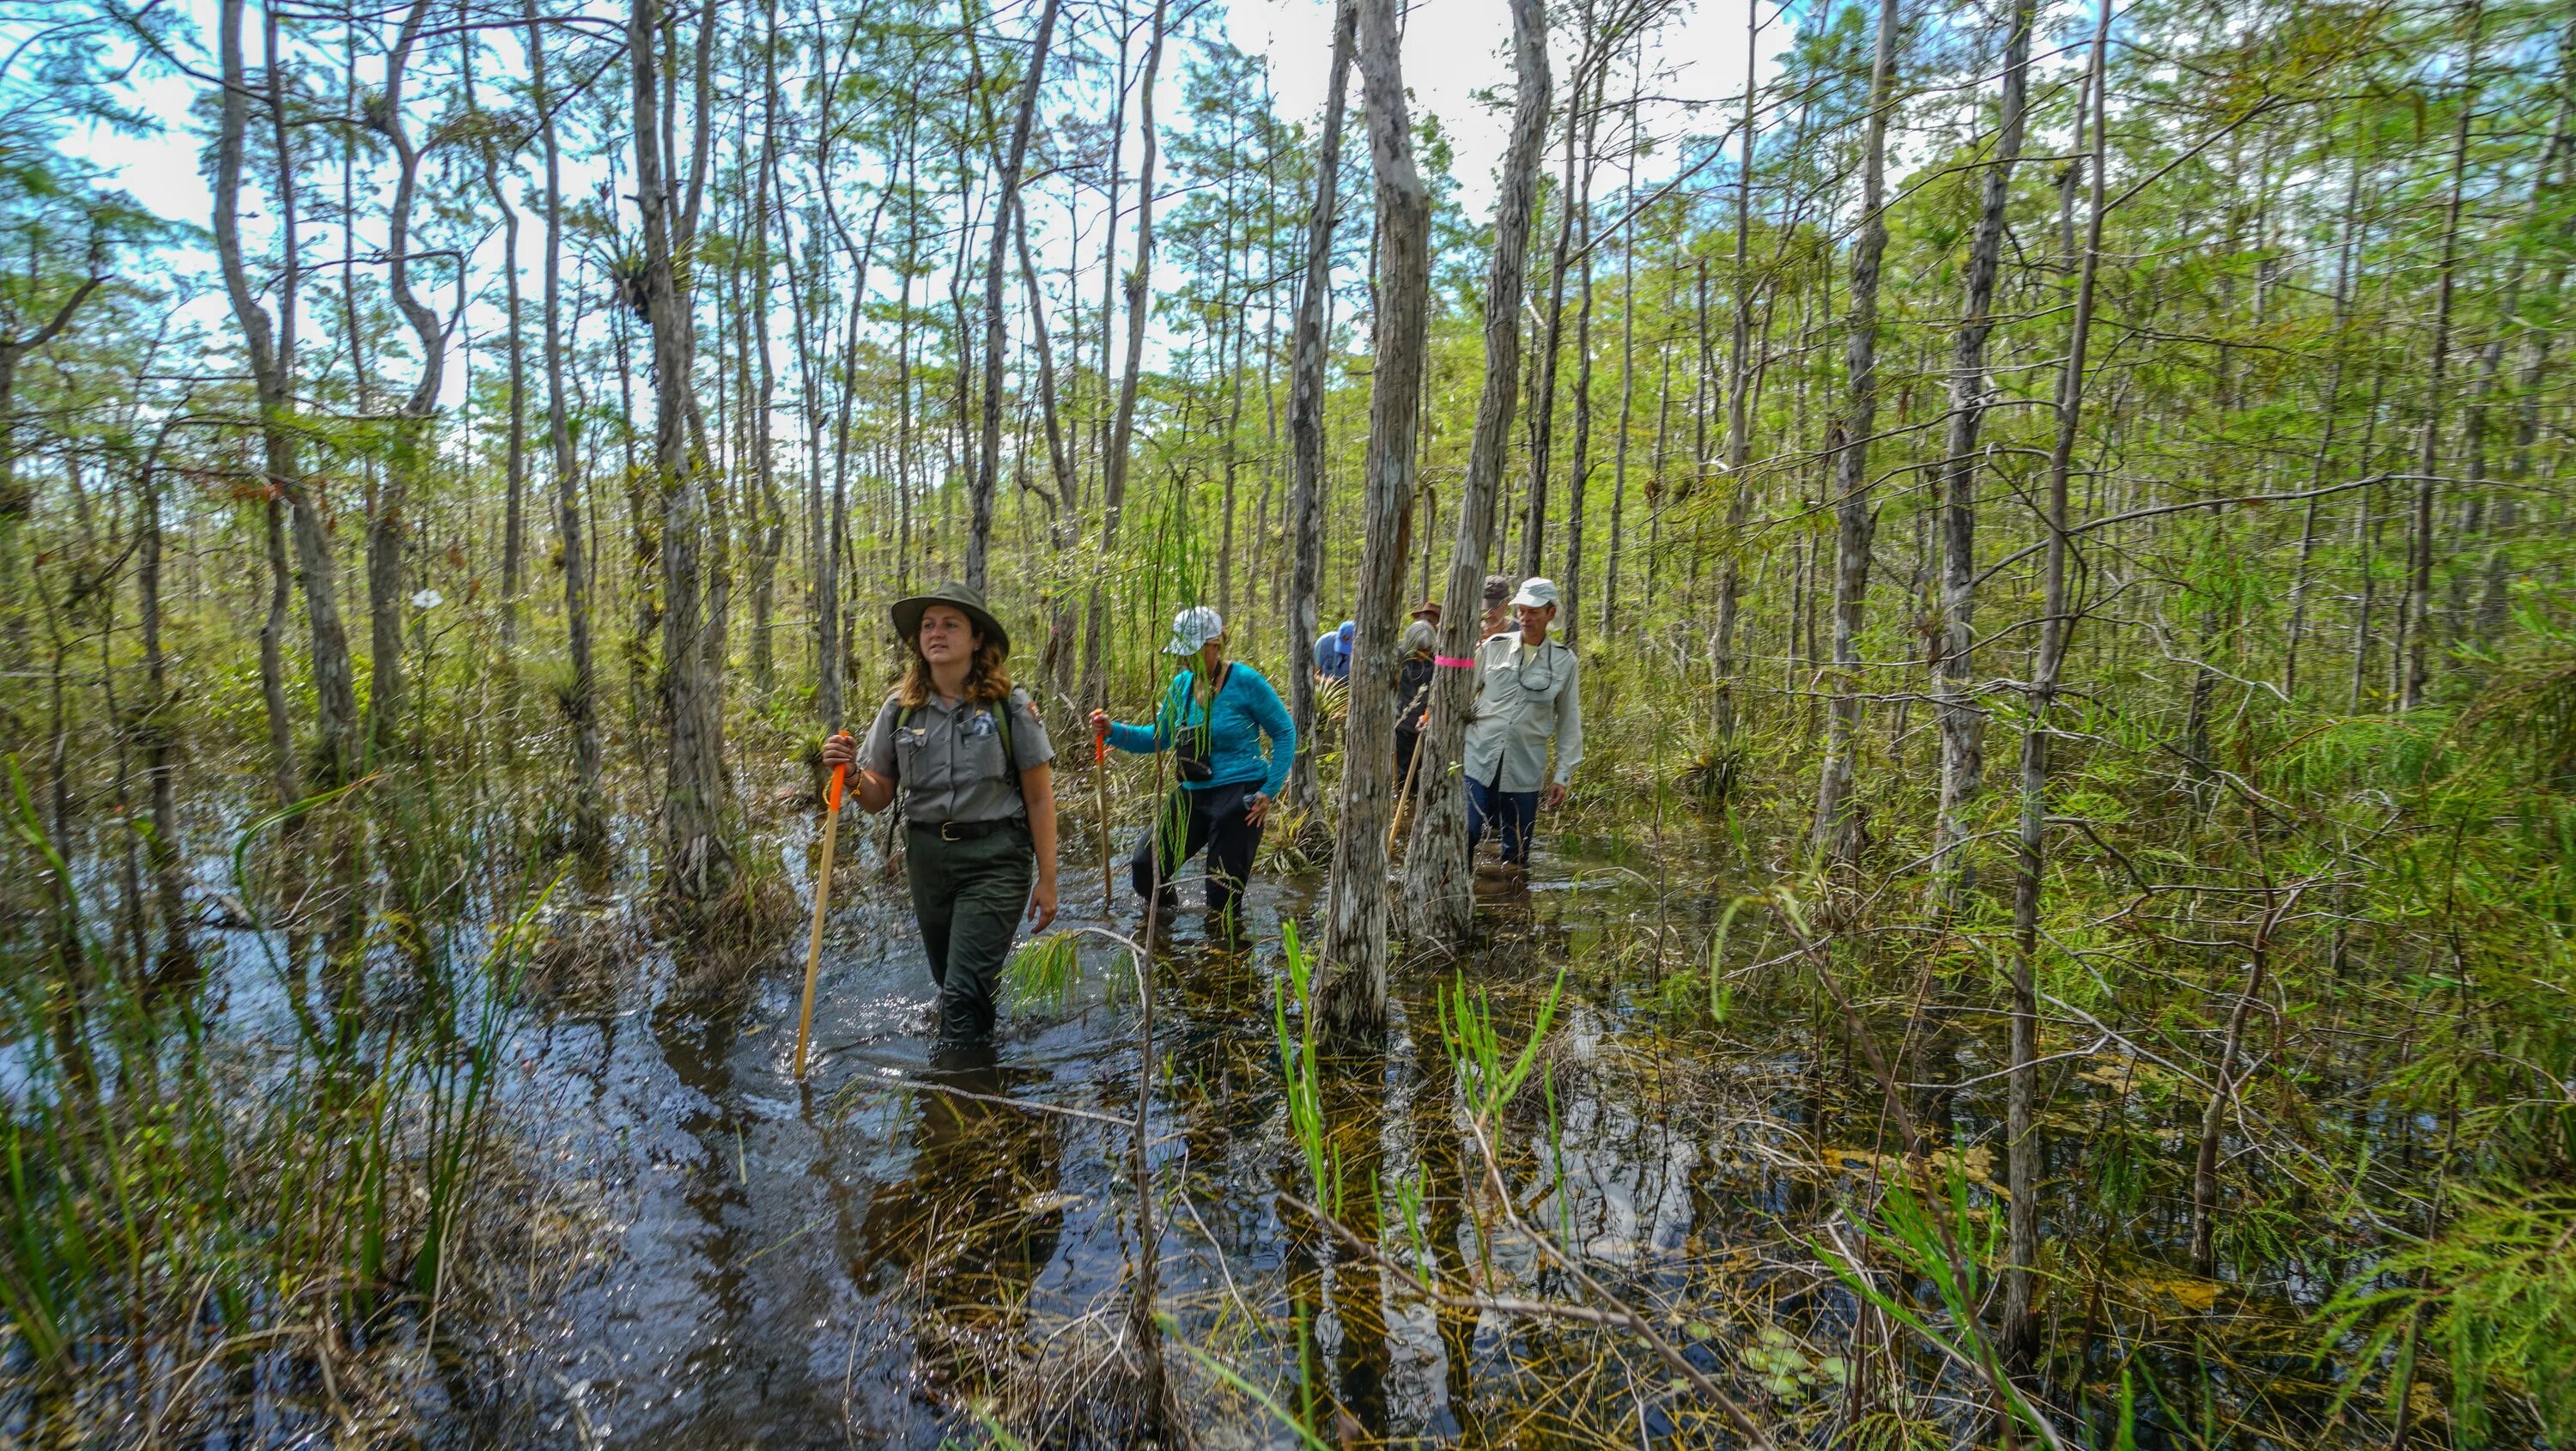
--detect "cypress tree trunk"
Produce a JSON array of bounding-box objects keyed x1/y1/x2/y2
[
  {"x1": 967, "y1": 0, "x2": 1060, "y2": 592},
  {"x1": 2283, "y1": 155, "x2": 2368, "y2": 698},
  {"x1": 747, "y1": 1, "x2": 786, "y2": 697},
  {"x1": 2006, "y1": 0, "x2": 2111, "y2": 1366},
  {"x1": 1559, "y1": 108, "x2": 1598, "y2": 645},
  {"x1": 468, "y1": 29, "x2": 529, "y2": 659},
  {"x1": 1602, "y1": 108, "x2": 1638, "y2": 640},
  {"x1": 2403, "y1": 0, "x2": 2482, "y2": 711},
  {"x1": 1283, "y1": 0, "x2": 1358, "y2": 812},
  {"x1": 1930, "y1": 0, "x2": 2032, "y2": 909},
  {"x1": 373, "y1": 0, "x2": 445, "y2": 765},
  {"x1": 1810, "y1": 0, "x2": 1899, "y2": 864},
  {"x1": 1402, "y1": 0, "x2": 1549, "y2": 953},
  {"x1": 632, "y1": 0, "x2": 730, "y2": 901},
  {"x1": 1315, "y1": 0, "x2": 1432, "y2": 1033},
  {"x1": 137, "y1": 432, "x2": 191, "y2": 970},
  {"x1": 530, "y1": 0, "x2": 603, "y2": 841},
  {"x1": 213, "y1": 0, "x2": 356, "y2": 786},
  {"x1": 1520, "y1": 69, "x2": 1584, "y2": 580},
  {"x1": 1103, "y1": 0, "x2": 1170, "y2": 558}
]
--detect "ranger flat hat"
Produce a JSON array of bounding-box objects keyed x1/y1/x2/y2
[{"x1": 890, "y1": 580, "x2": 1011, "y2": 658}]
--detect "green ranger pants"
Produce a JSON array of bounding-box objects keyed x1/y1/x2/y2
[{"x1": 902, "y1": 822, "x2": 1034, "y2": 1043}]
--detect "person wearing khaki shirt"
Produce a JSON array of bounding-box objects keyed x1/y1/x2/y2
[
  {"x1": 1462, "y1": 576, "x2": 1582, "y2": 869},
  {"x1": 822, "y1": 581, "x2": 1059, "y2": 1047}
]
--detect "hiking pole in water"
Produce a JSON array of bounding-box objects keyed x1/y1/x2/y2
[
  {"x1": 1093, "y1": 719, "x2": 1115, "y2": 909},
  {"x1": 793, "y1": 756, "x2": 848, "y2": 1081},
  {"x1": 1387, "y1": 738, "x2": 1424, "y2": 855}
]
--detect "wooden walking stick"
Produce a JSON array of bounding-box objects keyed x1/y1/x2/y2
[
  {"x1": 793, "y1": 756, "x2": 848, "y2": 1081},
  {"x1": 1387, "y1": 732, "x2": 1425, "y2": 854},
  {"x1": 1094, "y1": 719, "x2": 1115, "y2": 908}
]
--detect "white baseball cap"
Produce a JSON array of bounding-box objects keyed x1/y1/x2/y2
[
  {"x1": 1163, "y1": 604, "x2": 1225, "y2": 654},
  {"x1": 1510, "y1": 577, "x2": 1560, "y2": 610}
]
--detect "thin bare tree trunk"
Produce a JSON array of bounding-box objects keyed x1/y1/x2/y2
[
  {"x1": 1559, "y1": 105, "x2": 1599, "y2": 645},
  {"x1": 804, "y1": 82, "x2": 895, "y2": 732},
  {"x1": 529, "y1": 0, "x2": 602, "y2": 841},
  {"x1": 1709, "y1": 12, "x2": 1759, "y2": 741},
  {"x1": 1602, "y1": 94, "x2": 1638, "y2": 640},
  {"x1": 137, "y1": 434, "x2": 191, "y2": 968},
  {"x1": 1103, "y1": 0, "x2": 1170, "y2": 558},
  {"x1": 1316, "y1": 0, "x2": 1432, "y2": 1033},
  {"x1": 1012, "y1": 214, "x2": 1082, "y2": 701},
  {"x1": 967, "y1": 0, "x2": 1060, "y2": 592},
  {"x1": 1015, "y1": 210, "x2": 1078, "y2": 514},
  {"x1": 1520, "y1": 58, "x2": 1585, "y2": 580},
  {"x1": 1403, "y1": 0, "x2": 1548, "y2": 952},
  {"x1": 1283, "y1": 0, "x2": 1358, "y2": 811},
  {"x1": 215, "y1": 0, "x2": 357, "y2": 786},
  {"x1": 1930, "y1": 0, "x2": 2032, "y2": 909},
  {"x1": 469, "y1": 35, "x2": 530, "y2": 658},
  {"x1": 258, "y1": 5, "x2": 299, "y2": 808},
  {"x1": 747, "y1": 3, "x2": 785, "y2": 696},
  {"x1": 372, "y1": 0, "x2": 446, "y2": 764},
  {"x1": 2403, "y1": 0, "x2": 2482, "y2": 711},
  {"x1": 2284, "y1": 151, "x2": 2366, "y2": 699},
  {"x1": 2006, "y1": 0, "x2": 2111, "y2": 1367},
  {"x1": 1811, "y1": 0, "x2": 1900, "y2": 863}
]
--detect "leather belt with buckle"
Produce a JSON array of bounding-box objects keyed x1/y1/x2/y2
[{"x1": 908, "y1": 818, "x2": 1017, "y2": 841}]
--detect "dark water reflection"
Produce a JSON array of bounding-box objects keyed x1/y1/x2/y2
[{"x1": 465, "y1": 820, "x2": 2406, "y2": 1449}]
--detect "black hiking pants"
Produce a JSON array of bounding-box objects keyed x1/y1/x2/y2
[
  {"x1": 1131, "y1": 779, "x2": 1263, "y2": 933},
  {"x1": 904, "y1": 821, "x2": 1034, "y2": 1043}
]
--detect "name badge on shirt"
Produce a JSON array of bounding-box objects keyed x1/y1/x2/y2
[{"x1": 965, "y1": 710, "x2": 998, "y2": 738}]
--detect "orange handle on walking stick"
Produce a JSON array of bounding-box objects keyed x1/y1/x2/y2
[{"x1": 793, "y1": 761, "x2": 847, "y2": 1081}]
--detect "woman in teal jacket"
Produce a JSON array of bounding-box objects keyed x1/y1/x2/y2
[{"x1": 1089, "y1": 606, "x2": 1296, "y2": 934}]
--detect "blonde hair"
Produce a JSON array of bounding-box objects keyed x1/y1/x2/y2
[{"x1": 896, "y1": 633, "x2": 1012, "y2": 707}]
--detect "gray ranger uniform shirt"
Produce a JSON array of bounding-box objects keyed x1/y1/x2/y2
[
  {"x1": 860, "y1": 686, "x2": 1054, "y2": 824},
  {"x1": 1461, "y1": 634, "x2": 1583, "y2": 794}
]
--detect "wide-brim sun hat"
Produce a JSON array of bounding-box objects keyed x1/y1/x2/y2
[
  {"x1": 1410, "y1": 598, "x2": 1443, "y2": 621},
  {"x1": 891, "y1": 580, "x2": 1011, "y2": 657},
  {"x1": 1510, "y1": 577, "x2": 1560, "y2": 610},
  {"x1": 1164, "y1": 604, "x2": 1225, "y2": 655}
]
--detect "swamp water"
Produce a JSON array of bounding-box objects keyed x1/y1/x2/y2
[{"x1": 184, "y1": 816, "x2": 2405, "y2": 1448}]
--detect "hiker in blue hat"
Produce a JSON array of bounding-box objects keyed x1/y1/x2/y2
[
  {"x1": 1091, "y1": 605, "x2": 1296, "y2": 938},
  {"x1": 1313, "y1": 618, "x2": 1355, "y2": 683}
]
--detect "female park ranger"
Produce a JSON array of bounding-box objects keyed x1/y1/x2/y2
[
  {"x1": 1462, "y1": 576, "x2": 1583, "y2": 871},
  {"x1": 823, "y1": 582, "x2": 1059, "y2": 1043},
  {"x1": 1089, "y1": 605, "x2": 1295, "y2": 936}
]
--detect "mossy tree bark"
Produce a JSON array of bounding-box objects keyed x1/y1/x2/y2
[
  {"x1": 1314, "y1": 0, "x2": 1431, "y2": 1033},
  {"x1": 632, "y1": 0, "x2": 732, "y2": 902},
  {"x1": 1403, "y1": 0, "x2": 1550, "y2": 954}
]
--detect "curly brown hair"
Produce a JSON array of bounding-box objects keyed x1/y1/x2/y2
[{"x1": 896, "y1": 633, "x2": 1013, "y2": 708}]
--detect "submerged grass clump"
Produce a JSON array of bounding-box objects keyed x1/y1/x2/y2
[
  {"x1": 1004, "y1": 930, "x2": 1084, "y2": 1012},
  {"x1": 0, "y1": 762, "x2": 556, "y2": 1439}
]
